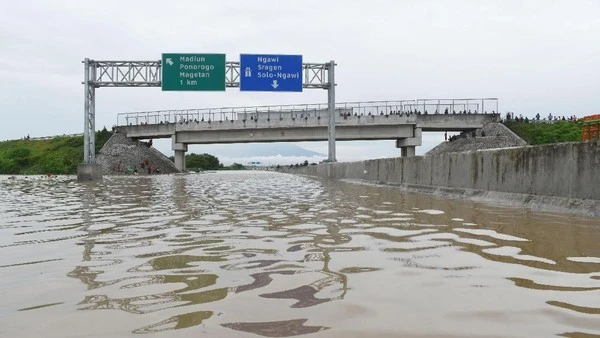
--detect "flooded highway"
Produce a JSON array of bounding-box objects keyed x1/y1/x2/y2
[{"x1": 0, "y1": 171, "x2": 599, "y2": 337}]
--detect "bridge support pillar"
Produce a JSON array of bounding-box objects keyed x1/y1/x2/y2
[
  {"x1": 172, "y1": 137, "x2": 188, "y2": 172},
  {"x1": 396, "y1": 127, "x2": 422, "y2": 157},
  {"x1": 174, "y1": 150, "x2": 186, "y2": 172},
  {"x1": 400, "y1": 146, "x2": 416, "y2": 157}
]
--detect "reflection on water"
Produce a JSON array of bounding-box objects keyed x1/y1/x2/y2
[{"x1": 0, "y1": 172, "x2": 599, "y2": 337}]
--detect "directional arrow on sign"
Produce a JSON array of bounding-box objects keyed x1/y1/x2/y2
[
  {"x1": 271, "y1": 80, "x2": 279, "y2": 89},
  {"x1": 166, "y1": 58, "x2": 173, "y2": 66}
]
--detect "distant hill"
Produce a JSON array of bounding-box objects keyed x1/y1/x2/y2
[{"x1": 188, "y1": 143, "x2": 325, "y2": 158}]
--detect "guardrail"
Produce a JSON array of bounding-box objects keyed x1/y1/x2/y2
[{"x1": 29, "y1": 133, "x2": 83, "y2": 141}]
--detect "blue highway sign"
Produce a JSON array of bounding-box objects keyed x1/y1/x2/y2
[{"x1": 240, "y1": 54, "x2": 303, "y2": 92}]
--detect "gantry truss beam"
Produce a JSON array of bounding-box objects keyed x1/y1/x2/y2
[
  {"x1": 85, "y1": 60, "x2": 331, "y2": 89},
  {"x1": 93, "y1": 61, "x2": 161, "y2": 87}
]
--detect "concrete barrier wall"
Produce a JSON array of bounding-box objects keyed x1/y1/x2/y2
[{"x1": 286, "y1": 141, "x2": 600, "y2": 201}]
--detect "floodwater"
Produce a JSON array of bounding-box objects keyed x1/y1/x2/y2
[{"x1": 0, "y1": 172, "x2": 599, "y2": 338}]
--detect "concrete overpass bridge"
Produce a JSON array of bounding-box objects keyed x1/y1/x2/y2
[{"x1": 115, "y1": 98, "x2": 499, "y2": 171}]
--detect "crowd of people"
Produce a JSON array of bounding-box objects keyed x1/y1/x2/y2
[
  {"x1": 504, "y1": 112, "x2": 579, "y2": 123},
  {"x1": 340, "y1": 108, "x2": 497, "y2": 118},
  {"x1": 444, "y1": 130, "x2": 481, "y2": 142}
]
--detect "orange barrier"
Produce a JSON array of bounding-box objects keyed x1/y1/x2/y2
[
  {"x1": 583, "y1": 114, "x2": 600, "y2": 122},
  {"x1": 582, "y1": 118, "x2": 600, "y2": 141}
]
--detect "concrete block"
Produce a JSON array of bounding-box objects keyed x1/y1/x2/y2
[{"x1": 77, "y1": 163, "x2": 103, "y2": 181}]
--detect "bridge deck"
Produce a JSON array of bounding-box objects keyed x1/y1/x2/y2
[
  {"x1": 116, "y1": 113, "x2": 498, "y2": 143},
  {"x1": 115, "y1": 98, "x2": 499, "y2": 143}
]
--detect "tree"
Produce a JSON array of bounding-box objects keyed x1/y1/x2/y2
[
  {"x1": 95, "y1": 127, "x2": 112, "y2": 153},
  {"x1": 186, "y1": 153, "x2": 222, "y2": 170}
]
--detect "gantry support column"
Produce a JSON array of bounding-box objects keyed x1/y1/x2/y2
[
  {"x1": 326, "y1": 60, "x2": 336, "y2": 162},
  {"x1": 172, "y1": 136, "x2": 188, "y2": 172},
  {"x1": 78, "y1": 58, "x2": 102, "y2": 181},
  {"x1": 396, "y1": 127, "x2": 422, "y2": 157}
]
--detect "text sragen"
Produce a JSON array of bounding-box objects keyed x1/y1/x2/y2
[{"x1": 256, "y1": 56, "x2": 299, "y2": 80}]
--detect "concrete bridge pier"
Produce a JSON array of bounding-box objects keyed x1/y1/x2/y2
[
  {"x1": 400, "y1": 146, "x2": 416, "y2": 157},
  {"x1": 396, "y1": 128, "x2": 422, "y2": 157},
  {"x1": 172, "y1": 137, "x2": 188, "y2": 172}
]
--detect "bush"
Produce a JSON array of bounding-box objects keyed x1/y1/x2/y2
[
  {"x1": 39, "y1": 155, "x2": 64, "y2": 174},
  {"x1": 0, "y1": 158, "x2": 18, "y2": 174},
  {"x1": 229, "y1": 163, "x2": 245, "y2": 170}
]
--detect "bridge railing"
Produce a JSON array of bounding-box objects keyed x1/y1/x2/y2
[
  {"x1": 116, "y1": 98, "x2": 498, "y2": 126},
  {"x1": 412, "y1": 98, "x2": 498, "y2": 115}
]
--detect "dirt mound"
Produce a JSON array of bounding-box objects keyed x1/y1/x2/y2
[
  {"x1": 96, "y1": 132, "x2": 179, "y2": 175},
  {"x1": 426, "y1": 123, "x2": 526, "y2": 156}
]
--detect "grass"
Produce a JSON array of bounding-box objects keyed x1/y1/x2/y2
[
  {"x1": 0, "y1": 128, "x2": 111, "y2": 175},
  {"x1": 503, "y1": 120, "x2": 582, "y2": 145}
]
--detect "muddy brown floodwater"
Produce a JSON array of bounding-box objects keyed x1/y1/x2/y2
[{"x1": 0, "y1": 171, "x2": 599, "y2": 337}]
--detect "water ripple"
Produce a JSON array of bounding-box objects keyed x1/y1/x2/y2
[{"x1": 1, "y1": 173, "x2": 599, "y2": 337}]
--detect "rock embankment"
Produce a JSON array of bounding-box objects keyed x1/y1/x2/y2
[
  {"x1": 96, "y1": 132, "x2": 179, "y2": 175},
  {"x1": 426, "y1": 122, "x2": 526, "y2": 156}
]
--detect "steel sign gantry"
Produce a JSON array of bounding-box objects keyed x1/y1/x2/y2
[
  {"x1": 82, "y1": 57, "x2": 336, "y2": 171},
  {"x1": 82, "y1": 59, "x2": 162, "y2": 165}
]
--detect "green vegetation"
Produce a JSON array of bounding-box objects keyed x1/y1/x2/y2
[
  {"x1": 0, "y1": 127, "x2": 114, "y2": 175},
  {"x1": 0, "y1": 135, "x2": 83, "y2": 174},
  {"x1": 503, "y1": 120, "x2": 582, "y2": 145},
  {"x1": 229, "y1": 163, "x2": 245, "y2": 170},
  {"x1": 0, "y1": 129, "x2": 239, "y2": 175},
  {"x1": 187, "y1": 153, "x2": 221, "y2": 171},
  {"x1": 95, "y1": 128, "x2": 112, "y2": 153}
]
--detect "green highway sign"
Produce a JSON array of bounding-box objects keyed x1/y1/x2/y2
[{"x1": 161, "y1": 53, "x2": 226, "y2": 91}]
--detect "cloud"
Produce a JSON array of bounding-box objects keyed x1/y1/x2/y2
[{"x1": 1, "y1": 0, "x2": 599, "y2": 156}]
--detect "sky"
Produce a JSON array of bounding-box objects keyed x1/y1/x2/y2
[{"x1": 1, "y1": 0, "x2": 599, "y2": 164}]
